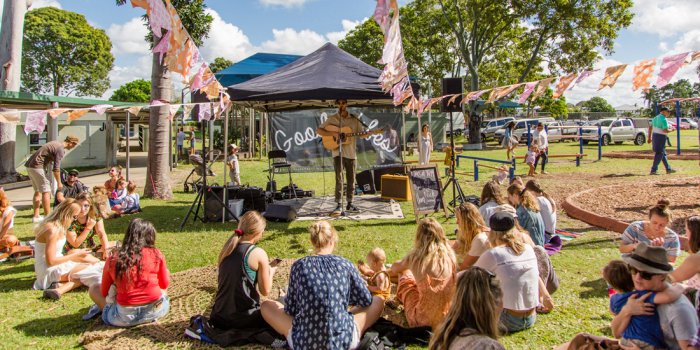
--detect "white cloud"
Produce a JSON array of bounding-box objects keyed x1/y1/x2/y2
[
  {"x1": 630, "y1": 0, "x2": 700, "y2": 37},
  {"x1": 666, "y1": 30, "x2": 700, "y2": 54},
  {"x1": 260, "y1": 28, "x2": 327, "y2": 55},
  {"x1": 102, "y1": 55, "x2": 152, "y2": 100},
  {"x1": 658, "y1": 42, "x2": 668, "y2": 51},
  {"x1": 29, "y1": 0, "x2": 61, "y2": 9},
  {"x1": 199, "y1": 9, "x2": 256, "y2": 63},
  {"x1": 107, "y1": 17, "x2": 150, "y2": 55},
  {"x1": 259, "y1": 0, "x2": 307, "y2": 8},
  {"x1": 326, "y1": 19, "x2": 364, "y2": 44}
]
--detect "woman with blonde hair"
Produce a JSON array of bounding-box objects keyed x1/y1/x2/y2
[
  {"x1": 429, "y1": 267, "x2": 505, "y2": 350},
  {"x1": 390, "y1": 218, "x2": 457, "y2": 329},
  {"x1": 34, "y1": 198, "x2": 98, "y2": 299},
  {"x1": 63, "y1": 192, "x2": 112, "y2": 260},
  {"x1": 453, "y1": 202, "x2": 490, "y2": 271},
  {"x1": 262, "y1": 220, "x2": 383, "y2": 349},
  {"x1": 507, "y1": 183, "x2": 545, "y2": 246},
  {"x1": 475, "y1": 211, "x2": 539, "y2": 332}
]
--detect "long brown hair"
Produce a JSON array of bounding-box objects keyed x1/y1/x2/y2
[
  {"x1": 218, "y1": 211, "x2": 266, "y2": 265},
  {"x1": 455, "y1": 203, "x2": 487, "y2": 257},
  {"x1": 114, "y1": 218, "x2": 157, "y2": 282},
  {"x1": 405, "y1": 218, "x2": 456, "y2": 277},
  {"x1": 75, "y1": 192, "x2": 97, "y2": 220},
  {"x1": 525, "y1": 179, "x2": 556, "y2": 212},
  {"x1": 429, "y1": 267, "x2": 502, "y2": 350},
  {"x1": 507, "y1": 184, "x2": 540, "y2": 213},
  {"x1": 649, "y1": 199, "x2": 672, "y2": 221},
  {"x1": 480, "y1": 181, "x2": 505, "y2": 207},
  {"x1": 687, "y1": 216, "x2": 700, "y2": 254}
]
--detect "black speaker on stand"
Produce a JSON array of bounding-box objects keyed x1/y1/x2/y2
[{"x1": 440, "y1": 77, "x2": 468, "y2": 213}]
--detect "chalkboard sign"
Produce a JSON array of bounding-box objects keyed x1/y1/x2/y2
[{"x1": 408, "y1": 165, "x2": 446, "y2": 219}]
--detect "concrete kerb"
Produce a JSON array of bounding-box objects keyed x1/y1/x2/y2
[{"x1": 1, "y1": 168, "x2": 109, "y2": 191}]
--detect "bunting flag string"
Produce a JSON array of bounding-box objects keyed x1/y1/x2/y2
[
  {"x1": 570, "y1": 69, "x2": 598, "y2": 90},
  {"x1": 518, "y1": 81, "x2": 539, "y2": 104},
  {"x1": 531, "y1": 78, "x2": 555, "y2": 100},
  {"x1": 552, "y1": 73, "x2": 577, "y2": 99},
  {"x1": 598, "y1": 64, "x2": 628, "y2": 90},
  {"x1": 374, "y1": 0, "x2": 413, "y2": 107}
]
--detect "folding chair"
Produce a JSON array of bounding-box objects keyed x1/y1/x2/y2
[{"x1": 268, "y1": 150, "x2": 296, "y2": 199}]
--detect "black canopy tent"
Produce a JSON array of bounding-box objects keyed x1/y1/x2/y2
[{"x1": 227, "y1": 43, "x2": 408, "y2": 111}]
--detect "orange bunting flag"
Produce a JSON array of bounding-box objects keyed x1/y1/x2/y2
[
  {"x1": 486, "y1": 88, "x2": 504, "y2": 104},
  {"x1": 531, "y1": 78, "x2": 555, "y2": 100},
  {"x1": 495, "y1": 84, "x2": 522, "y2": 100},
  {"x1": 47, "y1": 108, "x2": 69, "y2": 119},
  {"x1": 632, "y1": 59, "x2": 656, "y2": 91},
  {"x1": 67, "y1": 109, "x2": 89, "y2": 122},
  {"x1": 691, "y1": 51, "x2": 700, "y2": 63},
  {"x1": 130, "y1": 0, "x2": 148, "y2": 10},
  {"x1": 126, "y1": 106, "x2": 143, "y2": 116},
  {"x1": 598, "y1": 64, "x2": 628, "y2": 90},
  {"x1": 552, "y1": 73, "x2": 578, "y2": 99}
]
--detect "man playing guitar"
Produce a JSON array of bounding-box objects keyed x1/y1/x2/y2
[{"x1": 317, "y1": 99, "x2": 374, "y2": 216}]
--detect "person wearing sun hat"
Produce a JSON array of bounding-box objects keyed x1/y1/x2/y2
[
  {"x1": 227, "y1": 144, "x2": 241, "y2": 186},
  {"x1": 474, "y1": 211, "x2": 540, "y2": 332},
  {"x1": 612, "y1": 243, "x2": 698, "y2": 350}
]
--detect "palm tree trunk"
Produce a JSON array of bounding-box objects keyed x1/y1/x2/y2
[
  {"x1": 143, "y1": 53, "x2": 173, "y2": 199},
  {"x1": 0, "y1": 0, "x2": 29, "y2": 184}
]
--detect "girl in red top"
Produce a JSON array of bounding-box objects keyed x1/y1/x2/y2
[{"x1": 88, "y1": 218, "x2": 170, "y2": 327}]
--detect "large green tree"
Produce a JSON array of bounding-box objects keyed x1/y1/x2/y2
[
  {"x1": 22, "y1": 7, "x2": 114, "y2": 96},
  {"x1": 438, "y1": 0, "x2": 633, "y2": 142},
  {"x1": 209, "y1": 56, "x2": 233, "y2": 73},
  {"x1": 110, "y1": 79, "x2": 151, "y2": 102},
  {"x1": 534, "y1": 88, "x2": 568, "y2": 118},
  {"x1": 580, "y1": 97, "x2": 615, "y2": 113},
  {"x1": 116, "y1": 0, "x2": 212, "y2": 199}
]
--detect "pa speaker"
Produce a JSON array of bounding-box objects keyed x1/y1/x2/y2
[
  {"x1": 441, "y1": 78, "x2": 463, "y2": 112},
  {"x1": 204, "y1": 186, "x2": 226, "y2": 222},
  {"x1": 263, "y1": 204, "x2": 297, "y2": 222}
]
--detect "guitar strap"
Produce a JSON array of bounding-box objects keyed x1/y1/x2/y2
[{"x1": 350, "y1": 113, "x2": 370, "y2": 129}]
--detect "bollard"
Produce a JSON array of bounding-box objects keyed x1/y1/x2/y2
[
  {"x1": 597, "y1": 125, "x2": 602, "y2": 161},
  {"x1": 509, "y1": 158, "x2": 516, "y2": 181},
  {"x1": 474, "y1": 160, "x2": 479, "y2": 181},
  {"x1": 578, "y1": 127, "x2": 583, "y2": 167},
  {"x1": 676, "y1": 100, "x2": 681, "y2": 155},
  {"x1": 527, "y1": 124, "x2": 532, "y2": 148}
]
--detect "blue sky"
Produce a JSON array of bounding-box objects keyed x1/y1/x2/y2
[{"x1": 29, "y1": 0, "x2": 700, "y2": 105}]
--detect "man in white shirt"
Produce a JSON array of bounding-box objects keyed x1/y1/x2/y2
[
  {"x1": 533, "y1": 123, "x2": 549, "y2": 174},
  {"x1": 176, "y1": 128, "x2": 186, "y2": 158}
]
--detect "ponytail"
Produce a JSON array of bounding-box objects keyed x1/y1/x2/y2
[
  {"x1": 507, "y1": 184, "x2": 540, "y2": 213},
  {"x1": 218, "y1": 211, "x2": 266, "y2": 265},
  {"x1": 525, "y1": 180, "x2": 556, "y2": 211}
]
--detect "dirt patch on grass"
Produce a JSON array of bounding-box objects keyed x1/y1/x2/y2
[{"x1": 605, "y1": 150, "x2": 699, "y2": 160}]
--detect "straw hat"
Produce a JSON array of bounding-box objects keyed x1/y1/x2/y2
[{"x1": 622, "y1": 242, "x2": 673, "y2": 275}]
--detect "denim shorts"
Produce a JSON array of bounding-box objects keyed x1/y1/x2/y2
[
  {"x1": 500, "y1": 309, "x2": 536, "y2": 333},
  {"x1": 102, "y1": 295, "x2": 170, "y2": 327}
]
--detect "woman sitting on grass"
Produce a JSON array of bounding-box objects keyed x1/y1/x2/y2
[
  {"x1": 670, "y1": 215, "x2": 700, "y2": 309},
  {"x1": 475, "y1": 211, "x2": 540, "y2": 332},
  {"x1": 63, "y1": 193, "x2": 112, "y2": 260},
  {"x1": 261, "y1": 220, "x2": 383, "y2": 349},
  {"x1": 111, "y1": 181, "x2": 141, "y2": 215},
  {"x1": 453, "y1": 202, "x2": 490, "y2": 271},
  {"x1": 104, "y1": 166, "x2": 124, "y2": 192},
  {"x1": 525, "y1": 180, "x2": 557, "y2": 236},
  {"x1": 34, "y1": 199, "x2": 99, "y2": 299},
  {"x1": 390, "y1": 218, "x2": 457, "y2": 329},
  {"x1": 620, "y1": 199, "x2": 680, "y2": 264},
  {"x1": 507, "y1": 183, "x2": 545, "y2": 246},
  {"x1": 429, "y1": 266, "x2": 506, "y2": 350},
  {"x1": 0, "y1": 188, "x2": 18, "y2": 253},
  {"x1": 479, "y1": 181, "x2": 506, "y2": 227},
  {"x1": 88, "y1": 218, "x2": 170, "y2": 327}
]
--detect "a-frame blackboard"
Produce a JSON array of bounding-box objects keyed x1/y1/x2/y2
[{"x1": 408, "y1": 165, "x2": 447, "y2": 220}]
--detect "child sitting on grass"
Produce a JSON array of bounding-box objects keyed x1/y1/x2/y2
[
  {"x1": 109, "y1": 179, "x2": 127, "y2": 207},
  {"x1": 526, "y1": 144, "x2": 537, "y2": 176},
  {"x1": 112, "y1": 181, "x2": 140, "y2": 215},
  {"x1": 603, "y1": 258, "x2": 683, "y2": 350},
  {"x1": 357, "y1": 247, "x2": 391, "y2": 300}
]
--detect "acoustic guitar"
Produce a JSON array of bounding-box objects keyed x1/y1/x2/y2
[{"x1": 321, "y1": 125, "x2": 384, "y2": 151}]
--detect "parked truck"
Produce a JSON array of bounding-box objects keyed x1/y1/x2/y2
[{"x1": 580, "y1": 118, "x2": 649, "y2": 146}]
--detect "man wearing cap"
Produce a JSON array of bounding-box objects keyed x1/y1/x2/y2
[
  {"x1": 55, "y1": 169, "x2": 88, "y2": 206},
  {"x1": 612, "y1": 243, "x2": 698, "y2": 350},
  {"x1": 648, "y1": 107, "x2": 677, "y2": 175},
  {"x1": 226, "y1": 144, "x2": 241, "y2": 186},
  {"x1": 25, "y1": 135, "x2": 79, "y2": 222}
]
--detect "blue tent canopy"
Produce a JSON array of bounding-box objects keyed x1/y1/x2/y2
[{"x1": 214, "y1": 52, "x2": 303, "y2": 87}]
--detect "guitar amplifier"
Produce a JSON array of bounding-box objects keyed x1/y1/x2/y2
[
  {"x1": 380, "y1": 174, "x2": 411, "y2": 201},
  {"x1": 373, "y1": 165, "x2": 406, "y2": 191}
]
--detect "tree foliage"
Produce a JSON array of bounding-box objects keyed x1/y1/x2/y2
[
  {"x1": 580, "y1": 97, "x2": 615, "y2": 112},
  {"x1": 21, "y1": 7, "x2": 114, "y2": 96},
  {"x1": 209, "y1": 57, "x2": 233, "y2": 73},
  {"x1": 110, "y1": 79, "x2": 151, "y2": 102},
  {"x1": 534, "y1": 88, "x2": 568, "y2": 118}
]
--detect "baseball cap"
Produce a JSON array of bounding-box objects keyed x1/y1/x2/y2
[
  {"x1": 489, "y1": 211, "x2": 515, "y2": 232},
  {"x1": 68, "y1": 169, "x2": 79, "y2": 176}
]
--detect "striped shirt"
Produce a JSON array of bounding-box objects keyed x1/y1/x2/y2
[{"x1": 622, "y1": 221, "x2": 680, "y2": 258}]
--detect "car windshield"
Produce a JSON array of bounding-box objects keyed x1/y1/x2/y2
[
  {"x1": 481, "y1": 121, "x2": 489, "y2": 128},
  {"x1": 598, "y1": 120, "x2": 613, "y2": 127}
]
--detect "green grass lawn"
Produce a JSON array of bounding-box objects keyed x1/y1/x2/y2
[{"x1": 1, "y1": 139, "x2": 698, "y2": 349}]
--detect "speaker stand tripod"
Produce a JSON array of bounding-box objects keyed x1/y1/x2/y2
[{"x1": 442, "y1": 111, "x2": 467, "y2": 212}]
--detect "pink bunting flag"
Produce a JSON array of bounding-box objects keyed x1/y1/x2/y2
[
  {"x1": 553, "y1": 73, "x2": 578, "y2": 99},
  {"x1": 147, "y1": 0, "x2": 171, "y2": 37},
  {"x1": 24, "y1": 111, "x2": 47, "y2": 135},
  {"x1": 152, "y1": 31, "x2": 171, "y2": 64},
  {"x1": 417, "y1": 99, "x2": 430, "y2": 115},
  {"x1": 447, "y1": 94, "x2": 460, "y2": 106},
  {"x1": 373, "y1": 0, "x2": 390, "y2": 35},
  {"x1": 570, "y1": 69, "x2": 598, "y2": 90},
  {"x1": 198, "y1": 103, "x2": 212, "y2": 121},
  {"x1": 656, "y1": 52, "x2": 690, "y2": 89},
  {"x1": 690, "y1": 51, "x2": 700, "y2": 63},
  {"x1": 168, "y1": 104, "x2": 180, "y2": 121},
  {"x1": 91, "y1": 104, "x2": 113, "y2": 115},
  {"x1": 425, "y1": 97, "x2": 443, "y2": 111},
  {"x1": 0, "y1": 111, "x2": 20, "y2": 124},
  {"x1": 518, "y1": 82, "x2": 538, "y2": 104},
  {"x1": 467, "y1": 90, "x2": 489, "y2": 102},
  {"x1": 598, "y1": 65, "x2": 628, "y2": 90},
  {"x1": 495, "y1": 84, "x2": 522, "y2": 100}
]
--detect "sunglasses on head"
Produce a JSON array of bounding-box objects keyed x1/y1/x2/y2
[{"x1": 629, "y1": 266, "x2": 658, "y2": 280}]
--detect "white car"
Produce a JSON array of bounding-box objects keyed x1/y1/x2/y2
[
  {"x1": 480, "y1": 117, "x2": 515, "y2": 140},
  {"x1": 581, "y1": 118, "x2": 648, "y2": 145},
  {"x1": 494, "y1": 117, "x2": 555, "y2": 144}
]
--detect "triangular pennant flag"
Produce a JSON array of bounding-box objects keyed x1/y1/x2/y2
[
  {"x1": 690, "y1": 51, "x2": 700, "y2": 63},
  {"x1": 182, "y1": 105, "x2": 193, "y2": 121},
  {"x1": 417, "y1": 99, "x2": 430, "y2": 115},
  {"x1": 553, "y1": 73, "x2": 578, "y2": 99},
  {"x1": 127, "y1": 106, "x2": 143, "y2": 116},
  {"x1": 486, "y1": 88, "x2": 503, "y2": 103},
  {"x1": 467, "y1": 90, "x2": 489, "y2": 102},
  {"x1": 447, "y1": 94, "x2": 460, "y2": 106},
  {"x1": 198, "y1": 103, "x2": 212, "y2": 121},
  {"x1": 67, "y1": 109, "x2": 89, "y2": 122},
  {"x1": 518, "y1": 81, "x2": 539, "y2": 104},
  {"x1": 632, "y1": 59, "x2": 656, "y2": 91},
  {"x1": 598, "y1": 65, "x2": 628, "y2": 90},
  {"x1": 425, "y1": 97, "x2": 443, "y2": 111},
  {"x1": 657, "y1": 52, "x2": 690, "y2": 89},
  {"x1": 47, "y1": 108, "x2": 69, "y2": 119},
  {"x1": 495, "y1": 84, "x2": 522, "y2": 100},
  {"x1": 24, "y1": 111, "x2": 47, "y2": 135},
  {"x1": 168, "y1": 104, "x2": 180, "y2": 121},
  {"x1": 92, "y1": 104, "x2": 113, "y2": 115},
  {"x1": 532, "y1": 78, "x2": 555, "y2": 100},
  {"x1": 570, "y1": 69, "x2": 598, "y2": 90},
  {"x1": 0, "y1": 111, "x2": 21, "y2": 124}
]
